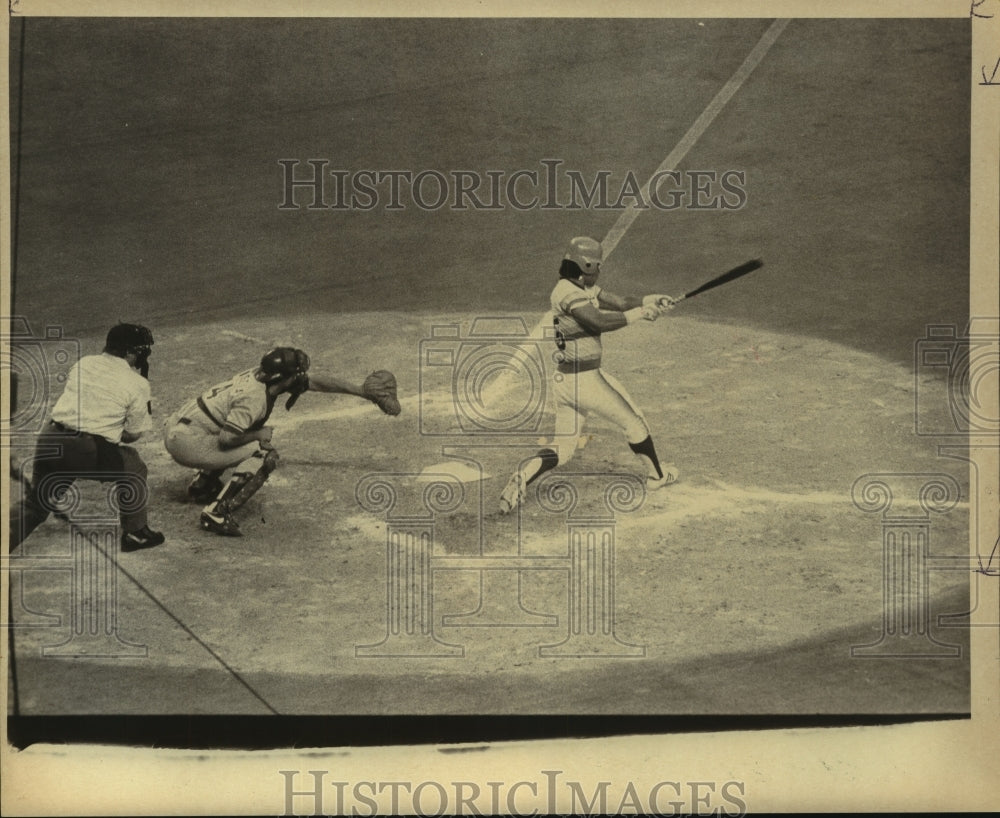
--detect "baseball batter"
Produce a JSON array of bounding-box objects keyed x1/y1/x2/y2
[
  {"x1": 499, "y1": 236, "x2": 679, "y2": 513},
  {"x1": 164, "y1": 348, "x2": 400, "y2": 536}
]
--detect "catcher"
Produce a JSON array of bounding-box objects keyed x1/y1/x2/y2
[{"x1": 163, "y1": 347, "x2": 400, "y2": 536}]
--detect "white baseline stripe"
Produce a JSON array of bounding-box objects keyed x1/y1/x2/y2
[{"x1": 603, "y1": 18, "x2": 791, "y2": 259}]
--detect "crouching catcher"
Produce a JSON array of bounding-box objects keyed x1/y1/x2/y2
[{"x1": 163, "y1": 347, "x2": 400, "y2": 536}]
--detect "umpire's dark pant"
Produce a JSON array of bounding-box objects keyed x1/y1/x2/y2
[{"x1": 10, "y1": 420, "x2": 150, "y2": 550}]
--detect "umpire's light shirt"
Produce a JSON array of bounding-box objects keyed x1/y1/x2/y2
[{"x1": 51, "y1": 353, "x2": 152, "y2": 443}]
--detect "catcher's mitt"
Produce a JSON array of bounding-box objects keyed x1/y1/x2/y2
[{"x1": 363, "y1": 370, "x2": 401, "y2": 416}]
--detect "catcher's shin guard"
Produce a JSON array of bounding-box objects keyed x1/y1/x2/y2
[{"x1": 211, "y1": 449, "x2": 279, "y2": 514}]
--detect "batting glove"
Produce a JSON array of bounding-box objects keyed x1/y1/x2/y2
[
  {"x1": 656, "y1": 295, "x2": 680, "y2": 314},
  {"x1": 625, "y1": 306, "x2": 660, "y2": 324}
]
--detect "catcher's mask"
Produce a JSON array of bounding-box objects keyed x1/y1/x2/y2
[
  {"x1": 104, "y1": 323, "x2": 154, "y2": 378},
  {"x1": 560, "y1": 236, "x2": 603, "y2": 280},
  {"x1": 259, "y1": 347, "x2": 311, "y2": 410}
]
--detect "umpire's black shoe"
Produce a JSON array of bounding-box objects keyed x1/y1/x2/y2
[{"x1": 121, "y1": 526, "x2": 166, "y2": 552}]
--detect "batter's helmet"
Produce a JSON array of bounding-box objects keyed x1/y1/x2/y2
[
  {"x1": 562, "y1": 236, "x2": 603, "y2": 278},
  {"x1": 259, "y1": 347, "x2": 311, "y2": 383}
]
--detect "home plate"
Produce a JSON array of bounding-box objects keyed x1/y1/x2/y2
[{"x1": 416, "y1": 460, "x2": 489, "y2": 483}]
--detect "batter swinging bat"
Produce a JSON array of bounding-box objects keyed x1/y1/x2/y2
[{"x1": 671, "y1": 258, "x2": 763, "y2": 304}]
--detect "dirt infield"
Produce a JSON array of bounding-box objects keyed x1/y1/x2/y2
[
  {"x1": 7, "y1": 312, "x2": 971, "y2": 717},
  {"x1": 7, "y1": 17, "x2": 973, "y2": 726}
]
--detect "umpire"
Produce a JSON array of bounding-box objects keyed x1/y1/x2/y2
[{"x1": 10, "y1": 323, "x2": 165, "y2": 552}]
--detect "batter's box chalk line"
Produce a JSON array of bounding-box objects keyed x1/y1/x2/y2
[{"x1": 346, "y1": 481, "x2": 969, "y2": 541}]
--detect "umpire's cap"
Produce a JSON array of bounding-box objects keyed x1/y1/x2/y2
[{"x1": 105, "y1": 323, "x2": 154, "y2": 358}]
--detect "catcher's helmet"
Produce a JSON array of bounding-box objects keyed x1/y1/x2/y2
[
  {"x1": 565, "y1": 236, "x2": 602, "y2": 272},
  {"x1": 259, "y1": 347, "x2": 310, "y2": 383},
  {"x1": 104, "y1": 323, "x2": 154, "y2": 359},
  {"x1": 260, "y1": 347, "x2": 311, "y2": 410}
]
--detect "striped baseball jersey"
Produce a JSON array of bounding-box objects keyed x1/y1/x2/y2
[
  {"x1": 180, "y1": 369, "x2": 275, "y2": 436},
  {"x1": 50, "y1": 353, "x2": 153, "y2": 443},
  {"x1": 551, "y1": 278, "x2": 604, "y2": 372}
]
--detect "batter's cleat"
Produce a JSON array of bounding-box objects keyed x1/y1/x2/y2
[
  {"x1": 647, "y1": 463, "x2": 680, "y2": 489},
  {"x1": 187, "y1": 472, "x2": 224, "y2": 505},
  {"x1": 499, "y1": 472, "x2": 526, "y2": 514},
  {"x1": 200, "y1": 510, "x2": 242, "y2": 537},
  {"x1": 121, "y1": 526, "x2": 165, "y2": 552}
]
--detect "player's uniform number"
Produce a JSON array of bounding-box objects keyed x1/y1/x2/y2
[{"x1": 553, "y1": 316, "x2": 567, "y2": 351}]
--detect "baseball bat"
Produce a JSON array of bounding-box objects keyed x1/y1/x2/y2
[{"x1": 676, "y1": 258, "x2": 763, "y2": 303}]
